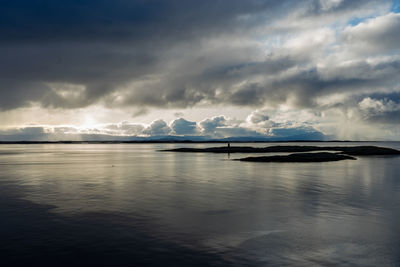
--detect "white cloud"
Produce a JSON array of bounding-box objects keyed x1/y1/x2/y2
[
  {"x1": 170, "y1": 118, "x2": 198, "y2": 135},
  {"x1": 142, "y1": 120, "x2": 172, "y2": 136},
  {"x1": 342, "y1": 13, "x2": 400, "y2": 54}
]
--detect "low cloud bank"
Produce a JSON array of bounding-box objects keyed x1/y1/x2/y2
[{"x1": 0, "y1": 115, "x2": 327, "y2": 141}]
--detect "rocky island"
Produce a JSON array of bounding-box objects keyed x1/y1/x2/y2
[
  {"x1": 237, "y1": 152, "x2": 356, "y2": 162},
  {"x1": 161, "y1": 145, "x2": 400, "y2": 162}
]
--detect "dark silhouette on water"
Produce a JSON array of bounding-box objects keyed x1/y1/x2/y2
[
  {"x1": 237, "y1": 152, "x2": 356, "y2": 163},
  {"x1": 162, "y1": 145, "x2": 400, "y2": 163},
  {"x1": 162, "y1": 145, "x2": 400, "y2": 156}
]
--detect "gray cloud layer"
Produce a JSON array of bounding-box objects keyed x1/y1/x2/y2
[{"x1": 0, "y1": 0, "x2": 399, "y2": 139}]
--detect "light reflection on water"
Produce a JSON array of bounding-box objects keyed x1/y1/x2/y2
[{"x1": 1, "y1": 142, "x2": 400, "y2": 266}]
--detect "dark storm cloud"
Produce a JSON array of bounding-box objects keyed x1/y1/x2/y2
[
  {"x1": 0, "y1": 0, "x2": 386, "y2": 43},
  {"x1": 0, "y1": 0, "x2": 290, "y2": 44},
  {"x1": 0, "y1": 0, "x2": 397, "y2": 114},
  {"x1": 0, "y1": 0, "x2": 295, "y2": 110},
  {"x1": 219, "y1": 57, "x2": 400, "y2": 109},
  {"x1": 0, "y1": 80, "x2": 50, "y2": 110},
  {"x1": 363, "y1": 110, "x2": 400, "y2": 124},
  {"x1": 0, "y1": 43, "x2": 158, "y2": 110}
]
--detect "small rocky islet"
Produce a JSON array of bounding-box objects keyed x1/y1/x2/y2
[{"x1": 161, "y1": 145, "x2": 400, "y2": 163}]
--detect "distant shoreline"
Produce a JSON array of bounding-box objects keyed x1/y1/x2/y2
[{"x1": 0, "y1": 140, "x2": 398, "y2": 144}]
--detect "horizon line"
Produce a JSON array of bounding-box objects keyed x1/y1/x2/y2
[{"x1": 0, "y1": 140, "x2": 398, "y2": 144}]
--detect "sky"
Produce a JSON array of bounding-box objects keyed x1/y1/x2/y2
[{"x1": 1, "y1": 0, "x2": 400, "y2": 141}]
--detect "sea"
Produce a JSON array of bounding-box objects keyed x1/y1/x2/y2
[{"x1": 0, "y1": 142, "x2": 400, "y2": 266}]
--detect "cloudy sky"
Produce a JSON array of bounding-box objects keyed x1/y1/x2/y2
[{"x1": 1, "y1": 0, "x2": 400, "y2": 141}]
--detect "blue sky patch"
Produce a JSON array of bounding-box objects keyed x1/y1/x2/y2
[{"x1": 392, "y1": 0, "x2": 400, "y2": 13}]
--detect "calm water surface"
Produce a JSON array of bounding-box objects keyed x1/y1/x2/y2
[{"x1": 1, "y1": 142, "x2": 400, "y2": 266}]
